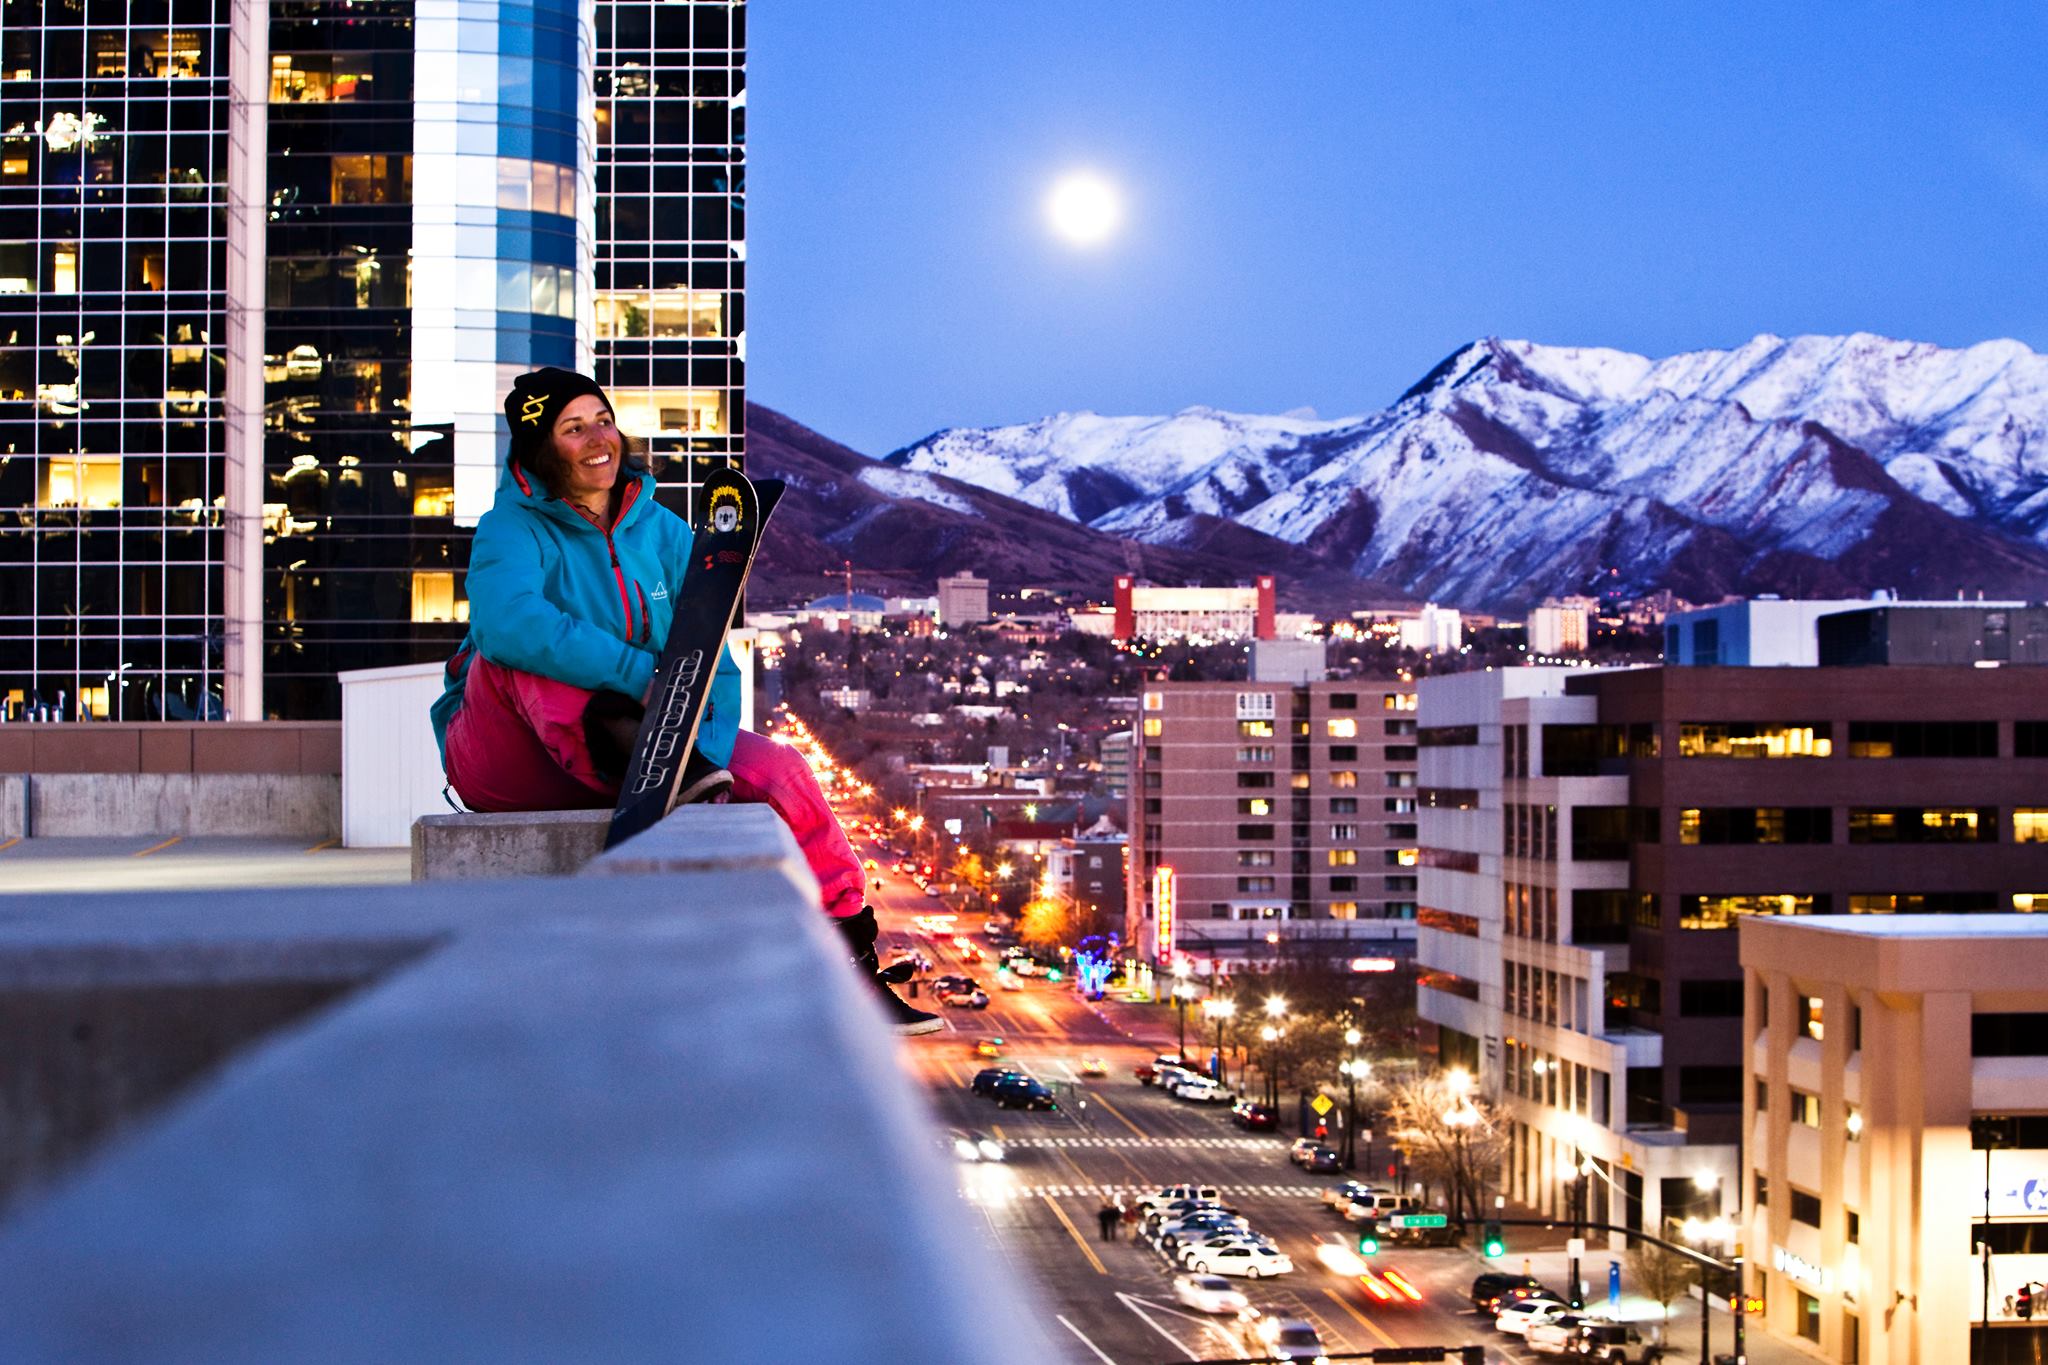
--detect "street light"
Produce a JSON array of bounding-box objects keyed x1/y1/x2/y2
[
  {"x1": 1171, "y1": 960, "x2": 1195, "y2": 1062},
  {"x1": 1259, "y1": 1023, "x2": 1280, "y2": 1108},
  {"x1": 1341, "y1": 1028, "x2": 1365, "y2": 1170},
  {"x1": 1441, "y1": 1087, "x2": 1480, "y2": 1227},
  {"x1": 1683, "y1": 1215, "x2": 1736, "y2": 1365},
  {"x1": 1203, "y1": 998, "x2": 1236, "y2": 1088}
]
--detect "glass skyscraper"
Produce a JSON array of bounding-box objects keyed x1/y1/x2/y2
[{"x1": 0, "y1": 0, "x2": 744, "y2": 720}]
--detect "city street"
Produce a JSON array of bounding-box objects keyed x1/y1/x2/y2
[{"x1": 862, "y1": 838, "x2": 1513, "y2": 1365}]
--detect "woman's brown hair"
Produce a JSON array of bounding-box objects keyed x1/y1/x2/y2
[{"x1": 517, "y1": 426, "x2": 654, "y2": 501}]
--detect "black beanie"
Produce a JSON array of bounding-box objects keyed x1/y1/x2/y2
[{"x1": 504, "y1": 367, "x2": 614, "y2": 473}]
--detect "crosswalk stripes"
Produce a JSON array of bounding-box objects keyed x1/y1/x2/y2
[
  {"x1": 961, "y1": 1181, "x2": 1328, "y2": 1202},
  {"x1": 996, "y1": 1135, "x2": 1275, "y2": 1149}
]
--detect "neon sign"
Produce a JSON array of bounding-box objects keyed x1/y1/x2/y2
[{"x1": 1153, "y1": 865, "x2": 1177, "y2": 968}]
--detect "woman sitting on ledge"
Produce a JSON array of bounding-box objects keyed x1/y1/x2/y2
[{"x1": 430, "y1": 368, "x2": 938, "y2": 1034}]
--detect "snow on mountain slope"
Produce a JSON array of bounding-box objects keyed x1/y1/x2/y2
[{"x1": 887, "y1": 333, "x2": 2048, "y2": 609}]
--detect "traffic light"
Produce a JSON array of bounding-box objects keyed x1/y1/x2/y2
[
  {"x1": 2020, "y1": 1284, "x2": 2034, "y2": 1321},
  {"x1": 1356, "y1": 1231, "x2": 1379, "y2": 1256},
  {"x1": 1482, "y1": 1220, "x2": 1506, "y2": 1258}
]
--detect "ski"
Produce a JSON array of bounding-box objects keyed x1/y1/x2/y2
[{"x1": 604, "y1": 467, "x2": 783, "y2": 849}]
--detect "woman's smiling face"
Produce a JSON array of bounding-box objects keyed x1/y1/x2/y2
[{"x1": 552, "y1": 395, "x2": 622, "y2": 506}]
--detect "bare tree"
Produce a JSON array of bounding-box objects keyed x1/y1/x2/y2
[
  {"x1": 1382, "y1": 1071, "x2": 1508, "y2": 1226},
  {"x1": 1627, "y1": 1240, "x2": 1697, "y2": 1326}
]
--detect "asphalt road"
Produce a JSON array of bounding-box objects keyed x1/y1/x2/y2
[{"x1": 860, "y1": 835, "x2": 1538, "y2": 1365}]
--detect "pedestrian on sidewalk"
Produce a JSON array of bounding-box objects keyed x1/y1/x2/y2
[
  {"x1": 431, "y1": 368, "x2": 939, "y2": 1036},
  {"x1": 1097, "y1": 1198, "x2": 1120, "y2": 1242},
  {"x1": 1121, "y1": 1199, "x2": 1141, "y2": 1235}
]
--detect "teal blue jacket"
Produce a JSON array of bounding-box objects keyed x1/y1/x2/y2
[{"x1": 431, "y1": 455, "x2": 740, "y2": 771}]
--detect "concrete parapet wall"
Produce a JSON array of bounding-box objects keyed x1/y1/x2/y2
[
  {"x1": 410, "y1": 808, "x2": 611, "y2": 880},
  {"x1": 0, "y1": 804, "x2": 1037, "y2": 1363},
  {"x1": 16, "y1": 773, "x2": 340, "y2": 839}
]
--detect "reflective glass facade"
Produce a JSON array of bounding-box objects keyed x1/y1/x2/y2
[
  {"x1": 594, "y1": 0, "x2": 743, "y2": 521},
  {"x1": 0, "y1": 0, "x2": 239, "y2": 720},
  {"x1": 1, "y1": 1, "x2": 743, "y2": 720}
]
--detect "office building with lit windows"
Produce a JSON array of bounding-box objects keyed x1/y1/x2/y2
[
  {"x1": 1125, "y1": 678, "x2": 1421, "y2": 975},
  {"x1": 1414, "y1": 662, "x2": 2048, "y2": 1247},
  {"x1": 0, "y1": 0, "x2": 744, "y2": 720}
]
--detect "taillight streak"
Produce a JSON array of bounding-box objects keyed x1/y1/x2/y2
[{"x1": 1381, "y1": 1269, "x2": 1423, "y2": 1301}]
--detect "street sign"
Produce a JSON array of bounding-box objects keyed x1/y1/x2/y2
[
  {"x1": 1609, "y1": 1260, "x2": 1622, "y2": 1310},
  {"x1": 1310, "y1": 1094, "x2": 1334, "y2": 1117},
  {"x1": 1389, "y1": 1213, "x2": 1448, "y2": 1228}
]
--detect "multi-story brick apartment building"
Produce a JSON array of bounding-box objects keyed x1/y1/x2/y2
[
  {"x1": 1416, "y1": 663, "x2": 2048, "y2": 1241},
  {"x1": 1126, "y1": 677, "x2": 1420, "y2": 976}
]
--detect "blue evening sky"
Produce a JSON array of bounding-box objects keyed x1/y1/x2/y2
[{"x1": 750, "y1": 4, "x2": 2048, "y2": 455}]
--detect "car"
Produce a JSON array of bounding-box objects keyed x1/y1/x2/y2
[
  {"x1": 1079, "y1": 1055, "x2": 1108, "y2": 1077},
  {"x1": 1287, "y1": 1137, "x2": 1323, "y2": 1166},
  {"x1": 938, "y1": 986, "x2": 990, "y2": 1009},
  {"x1": 991, "y1": 1077, "x2": 1057, "y2": 1111},
  {"x1": 1527, "y1": 1314, "x2": 1610, "y2": 1355},
  {"x1": 925, "y1": 886, "x2": 944, "y2": 899},
  {"x1": 863, "y1": 858, "x2": 878, "y2": 870},
  {"x1": 970, "y1": 1066, "x2": 1026, "y2": 1096},
  {"x1": 1564, "y1": 1321, "x2": 1661, "y2": 1363},
  {"x1": 1135, "y1": 1184, "x2": 1222, "y2": 1214},
  {"x1": 975, "y1": 1037, "x2": 1005, "y2": 1058},
  {"x1": 1230, "y1": 1100, "x2": 1279, "y2": 1131},
  {"x1": 1185, "y1": 1240, "x2": 1293, "y2": 1278},
  {"x1": 1496, "y1": 1297, "x2": 1572, "y2": 1337},
  {"x1": 931, "y1": 974, "x2": 978, "y2": 995},
  {"x1": 1170, "y1": 1274, "x2": 1249, "y2": 1316},
  {"x1": 1175, "y1": 1231, "x2": 1276, "y2": 1266},
  {"x1": 1471, "y1": 1272, "x2": 1548, "y2": 1311},
  {"x1": 1304, "y1": 1145, "x2": 1343, "y2": 1174},
  {"x1": 1141, "y1": 1198, "x2": 1232, "y2": 1232},
  {"x1": 1236, "y1": 1311, "x2": 1328, "y2": 1362},
  {"x1": 946, "y1": 1129, "x2": 1006, "y2": 1163},
  {"x1": 1155, "y1": 1213, "x2": 1250, "y2": 1249},
  {"x1": 996, "y1": 972, "x2": 1024, "y2": 991},
  {"x1": 1340, "y1": 1190, "x2": 1417, "y2": 1222},
  {"x1": 1171, "y1": 1076, "x2": 1229, "y2": 1103},
  {"x1": 1325, "y1": 1181, "x2": 1386, "y2": 1212}
]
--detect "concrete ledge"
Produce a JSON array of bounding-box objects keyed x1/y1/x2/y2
[
  {"x1": 17, "y1": 773, "x2": 340, "y2": 839},
  {"x1": 0, "y1": 804, "x2": 1039, "y2": 1363},
  {"x1": 410, "y1": 808, "x2": 610, "y2": 880}
]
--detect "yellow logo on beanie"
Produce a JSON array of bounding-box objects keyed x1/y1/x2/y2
[{"x1": 519, "y1": 393, "x2": 550, "y2": 425}]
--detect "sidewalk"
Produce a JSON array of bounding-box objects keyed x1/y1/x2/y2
[{"x1": 1495, "y1": 1241, "x2": 1818, "y2": 1365}]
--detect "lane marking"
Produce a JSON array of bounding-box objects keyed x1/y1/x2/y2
[
  {"x1": 132, "y1": 836, "x2": 181, "y2": 858},
  {"x1": 304, "y1": 836, "x2": 340, "y2": 853},
  {"x1": 1112, "y1": 1292, "x2": 1203, "y2": 1360},
  {"x1": 1040, "y1": 1194, "x2": 1108, "y2": 1276},
  {"x1": 1091, "y1": 1090, "x2": 1150, "y2": 1140},
  {"x1": 990, "y1": 1123, "x2": 1006, "y2": 1140},
  {"x1": 1055, "y1": 1315, "x2": 1120, "y2": 1365},
  {"x1": 1322, "y1": 1286, "x2": 1400, "y2": 1349},
  {"x1": 0, "y1": 836, "x2": 20, "y2": 853}
]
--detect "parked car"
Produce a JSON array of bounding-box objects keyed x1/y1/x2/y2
[
  {"x1": 1565, "y1": 1321, "x2": 1664, "y2": 1363},
  {"x1": 1141, "y1": 1198, "x2": 1233, "y2": 1233},
  {"x1": 1171, "y1": 1075, "x2": 1229, "y2": 1103},
  {"x1": 1135, "y1": 1184, "x2": 1223, "y2": 1214},
  {"x1": 1170, "y1": 1273, "x2": 1249, "y2": 1316},
  {"x1": 1495, "y1": 1297, "x2": 1572, "y2": 1336},
  {"x1": 990, "y1": 1077, "x2": 1057, "y2": 1111},
  {"x1": 1286, "y1": 1137, "x2": 1323, "y2": 1166},
  {"x1": 1185, "y1": 1241, "x2": 1293, "y2": 1279},
  {"x1": 1175, "y1": 1231, "x2": 1277, "y2": 1266},
  {"x1": 970, "y1": 1066, "x2": 1026, "y2": 1097},
  {"x1": 1471, "y1": 1272, "x2": 1549, "y2": 1311}
]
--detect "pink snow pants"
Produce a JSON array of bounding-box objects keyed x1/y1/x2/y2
[{"x1": 444, "y1": 656, "x2": 866, "y2": 919}]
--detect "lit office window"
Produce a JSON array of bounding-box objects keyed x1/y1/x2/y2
[
  {"x1": 410, "y1": 571, "x2": 463, "y2": 624},
  {"x1": 43, "y1": 457, "x2": 122, "y2": 509}
]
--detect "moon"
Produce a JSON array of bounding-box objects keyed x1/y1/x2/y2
[{"x1": 1045, "y1": 171, "x2": 1122, "y2": 247}]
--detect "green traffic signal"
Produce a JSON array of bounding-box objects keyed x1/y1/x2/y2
[
  {"x1": 1481, "y1": 1218, "x2": 1506, "y2": 1258},
  {"x1": 1484, "y1": 1236, "x2": 1506, "y2": 1257},
  {"x1": 1356, "y1": 1233, "x2": 1379, "y2": 1255}
]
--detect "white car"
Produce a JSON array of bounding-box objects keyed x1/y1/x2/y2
[
  {"x1": 1177, "y1": 1232, "x2": 1277, "y2": 1266},
  {"x1": 1170, "y1": 1273, "x2": 1249, "y2": 1315},
  {"x1": 1137, "y1": 1185, "x2": 1221, "y2": 1214},
  {"x1": 1172, "y1": 1076, "x2": 1228, "y2": 1103},
  {"x1": 1186, "y1": 1241, "x2": 1294, "y2": 1278},
  {"x1": 1156, "y1": 1214, "x2": 1250, "y2": 1249},
  {"x1": 1495, "y1": 1297, "x2": 1572, "y2": 1336},
  {"x1": 1526, "y1": 1314, "x2": 1607, "y2": 1354}
]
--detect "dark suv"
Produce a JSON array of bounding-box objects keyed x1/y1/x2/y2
[
  {"x1": 992, "y1": 1077, "x2": 1058, "y2": 1111},
  {"x1": 1470, "y1": 1272, "x2": 1548, "y2": 1312}
]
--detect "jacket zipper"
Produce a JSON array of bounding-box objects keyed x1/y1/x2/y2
[{"x1": 597, "y1": 479, "x2": 643, "y2": 641}]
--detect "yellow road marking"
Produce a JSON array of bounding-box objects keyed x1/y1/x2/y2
[
  {"x1": 1323, "y1": 1287, "x2": 1400, "y2": 1349},
  {"x1": 0, "y1": 836, "x2": 20, "y2": 853},
  {"x1": 1041, "y1": 1194, "x2": 1108, "y2": 1276},
  {"x1": 304, "y1": 836, "x2": 340, "y2": 853},
  {"x1": 132, "y1": 836, "x2": 181, "y2": 858},
  {"x1": 990, "y1": 1123, "x2": 1006, "y2": 1140},
  {"x1": 1091, "y1": 1090, "x2": 1149, "y2": 1139}
]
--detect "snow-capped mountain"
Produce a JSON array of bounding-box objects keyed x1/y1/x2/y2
[{"x1": 885, "y1": 333, "x2": 2048, "y2": 609}]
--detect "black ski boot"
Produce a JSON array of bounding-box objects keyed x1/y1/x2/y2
[
  {"x1": 674, "y1": 749, "x2": 733, "y2": 806},
  {"x1": 836, "y1": 907, "x2": 942, "y2": 1036}
]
